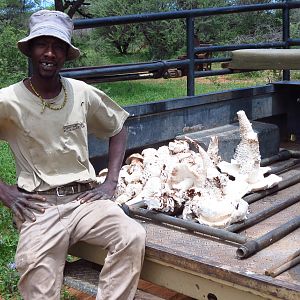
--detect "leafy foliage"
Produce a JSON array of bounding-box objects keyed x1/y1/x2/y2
[
  {"x1": 88, "y1": 0, "x2": 283, "y2": 59},
  {"x1": 0, "y1": 209, "x2": 20, "y2": 299},
  {"x1": 0, "y1": 142, "x2": 16, "y2": 184},
  {"x1": 54, "y1": 0, "x2": 91, "y2": 18},
  {"x1": 0, "y1": 141, "x2": 19, "y2": 299},
  {"x1": 89, "y1": 0, "x2": 141, "y2": 55},
  {"x1": 0, "y1": 24, "x2": 28, "y2": 88}
]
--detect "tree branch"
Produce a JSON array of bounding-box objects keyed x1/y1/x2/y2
[
  {"x1": 67, "y1": 0, "x2": 85, "y2": 18},
  {"x1": 76, "y1": 8, "x2": 93, "y2": 19},
  {"x1": 54, "y1": 0, "x2": 91, "y2": 18},
  {"x1": 54, "y1": 0, "x2": 64, "y2": 11}
]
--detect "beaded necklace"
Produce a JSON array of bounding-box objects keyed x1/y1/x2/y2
[{"x1": 29, "y1": 78, "x2": 67, "y2": 113}]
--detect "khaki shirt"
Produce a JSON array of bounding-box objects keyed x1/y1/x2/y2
[{"x1": 0, "y1": 77, "x2": 129, "y2": 191}]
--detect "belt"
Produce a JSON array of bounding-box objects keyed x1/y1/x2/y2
[{"x1": 35, "y1": 182, "x2": 98, "y2": 197}]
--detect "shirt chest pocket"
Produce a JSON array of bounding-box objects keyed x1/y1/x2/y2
[{"x1": 25, "y1": 114, "x2": 89, "y2": 172}]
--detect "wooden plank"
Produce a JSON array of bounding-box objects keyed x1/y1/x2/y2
[
  {"x1": 138, "y1": 280, "x2": 194, "y2": 300},
  {"x1": 64, "y1": 287, "x2": 94, "y2": 300},
  {"x1": 64, "y1": 280, "x2": 194, "y2": 300}
]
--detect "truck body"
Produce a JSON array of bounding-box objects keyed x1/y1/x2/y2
[
  {"x1": 62, "y1": 2, "x2": 300, "y2": 298},
  {"x1": 65, "y1": 82, "x2": 300, "y2": 300}
]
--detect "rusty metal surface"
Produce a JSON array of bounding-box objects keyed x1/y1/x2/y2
[
  {"x1": 69, "y1": 146, "x2": 300, "y2": 299},
  {"x1": 137, "y1": 163, "x2": 300, "y2": 299}
]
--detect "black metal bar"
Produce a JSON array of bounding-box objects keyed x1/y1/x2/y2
[
  {"x1": 195, "y1": 69, "x2": 253, "y2": 78},
  {"x1": 61, "y1": 57, "x2": 232, "y2": 82},
  {"x1": 287, "y1": 149, "x2": 300, "y2": 158},
  {"x1": 267, "y1": 159, "x2": 300, "y2": 175},
  {"x1": 282, "y1": 0, "x2": 291, "y2": 80},
  {"x1": 73, "y1": 3, "x2": 300, "y2": 29},
  {"x1": 187, "y1": 17, "x2": 195, "y2": 96},
  {"x1": 244, "y1": 173, "x2": 300, "y2": 204},
  {"x1": 62, "y1": 60, "x2": 190, "y2": 72},
  {"x1": 194, "y1": 42, "x2": 286, "y2": 54},
  {"x1": 60, "y1": 60, "x2": 189, "y2": 79},
  {"x1": 227, "y1": 193, "x2": 300, "y2": 232},
  {"x1": 81, "y1": 73, "x2": 156, "y2": 84},
  {"x1": 287, "y1": 38, "x2": 300, "y2": 46},
  {"x1": 129, "y1": 207, "x2": 247, "y2": 244},
  {"x1": 236, "y1": 216, "x2": 300, "y2": 259},
  {"x1": 195, "y1": 69, "x2": 232, "y2": 77},
  {"x1": 260, "y1": 149, "x2": 291, "y2": 166},
  {"x1": 195, "y1": 57, "x2": 231, "y2": 64}
]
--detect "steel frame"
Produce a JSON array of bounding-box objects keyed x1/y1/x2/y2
[{"x1": 58, "y1": 1, "x2": 300, "y2": 96}]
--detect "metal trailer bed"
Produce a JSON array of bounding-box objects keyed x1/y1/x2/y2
[
  {"x1": 61, "y1": 3, "x2": 300, "y2": 298},
  {"x1": 64, "y1": 82, "x2": 300, "y2": 300},
  {"x1": 68, "y1": 188, "x2": 299, "y2": 299},
  {"x1": 67, "y1": 156, "x2": 300, "y2": 299}
]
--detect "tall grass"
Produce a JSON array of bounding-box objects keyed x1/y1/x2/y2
[
  {"x1": 0, "y1": 142, "x2": 19, "y2": 299},
  {"x1": 98, "y1": 74, "x2": 269, "y2": 106}
]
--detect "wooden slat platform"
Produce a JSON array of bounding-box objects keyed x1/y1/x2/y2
[
  {"x1": 63, "y1": 260, "x2": 194, "y2": 299},
  {"x1": 65, "y1": 284, "x2": 193, "y2": 300},
  {"x1": 64, "y1": 285, "x2": 173, "y2": 300}
]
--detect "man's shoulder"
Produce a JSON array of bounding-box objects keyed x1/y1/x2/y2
[
  {"x1": 62, "y1": 77, "x2": 88, "y2": 89},
  {"x1": 62, "y1": 78, "x2": 106, "y2": 104},
  {"x1": 0, "y1": 81, "x2": 22, "y2": 98}
]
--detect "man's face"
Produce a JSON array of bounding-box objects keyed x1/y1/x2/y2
[{"x1": 30, "y1": 36, "x2": 68, "y2": 79}]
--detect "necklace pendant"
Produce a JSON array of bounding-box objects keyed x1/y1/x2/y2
[
  {"x1": 30, "y1": 77, "x2": 67, "y2": 113},
  {"x1": 41, "y1": 102, "x2": 46, "y2": 113}
]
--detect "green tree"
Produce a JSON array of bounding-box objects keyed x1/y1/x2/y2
[
  {"x1": 136, "y1": 0, "x2": 185, "y2": 59},
  {"x1": 0, "y1": 1, "x2": 33, "y2": 87},
  {"x1": 136, "y1": 0, "x2": 231, "y2": 59},
  {"x1": 0, "y1": 24, "x2": 28, "y2": 87},
  {"x1": 0, "y1": 0, "x2": 37, "y2": 26},
  {"x1": 87, "y1": 0, "x2": 284, "y2": 59},
  {"x1": 290, "y1": 2, "x2": 300, "y2": 39},
  {"x1": 54, "y1": 0, "x2": 92, "y2": 17},
  {"x1": 224, "y1": 0, "x2": 282, "y2": 44},
  {"x1": 89, "y1": 0, "x2": 141, "y2": 55}
]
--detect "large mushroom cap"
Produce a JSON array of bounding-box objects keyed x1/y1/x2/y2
[
  {"x1": 98, "y1": 168, "x2": 108, "y2": 177},
  {"x1": 125, "y1": 153, "x2": 144, "y2": 165}
]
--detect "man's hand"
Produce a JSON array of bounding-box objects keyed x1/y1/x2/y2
[
  {"x1": 77, "y1": 180, "x2": 117, "y2": 204},
  {"x1": 0, "y1": 183, "x2": 46, "y2": 222}
]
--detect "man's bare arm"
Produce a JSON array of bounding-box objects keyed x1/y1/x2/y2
[{"x1": 78, "y1": 126, "x2": 128, "y2": 203}]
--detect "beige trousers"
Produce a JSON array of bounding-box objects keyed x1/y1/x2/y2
[{"x1": 15, "y1": 194, "x2": 146, "y2": 300}]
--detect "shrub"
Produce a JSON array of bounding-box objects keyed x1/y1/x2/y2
[{"x1": 0, "y1": 23, "x2": 27, "y2": 88}]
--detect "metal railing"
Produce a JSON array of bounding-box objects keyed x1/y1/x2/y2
[{"x1": 60, "y1": 0, "x2": 300, "y2": 97}]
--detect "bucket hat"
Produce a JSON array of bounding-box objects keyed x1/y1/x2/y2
[{"x1": 17, "y1": 10, "x2": 80, "y2": 61}]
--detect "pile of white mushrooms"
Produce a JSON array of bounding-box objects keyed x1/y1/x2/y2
[{"x1": 97, "y1": 110, "x2": 282, "y2": 228}]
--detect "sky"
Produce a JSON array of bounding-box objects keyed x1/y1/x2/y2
[{"x1": 41, "y1": 0, "x2": 54, "y2": 8}]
